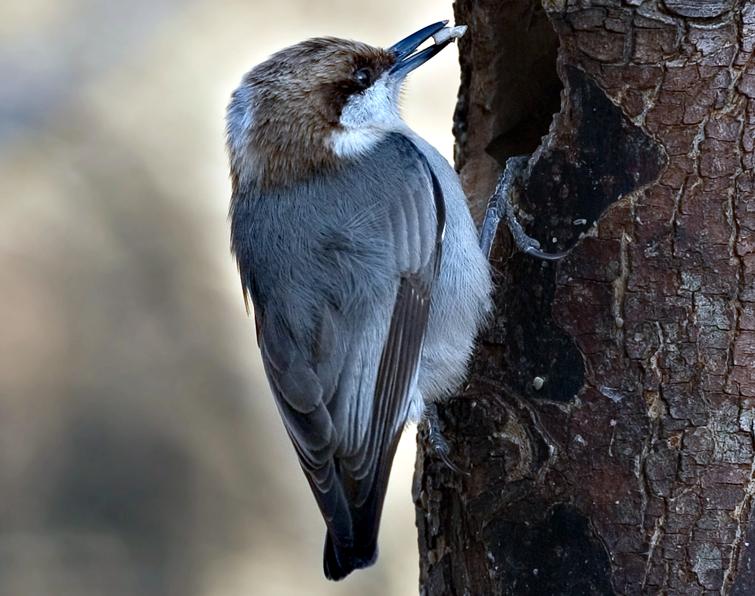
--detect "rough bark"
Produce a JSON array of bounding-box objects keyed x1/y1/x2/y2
[{"x1": 415, "y1": 1, "x2": 755, "y2": 594}]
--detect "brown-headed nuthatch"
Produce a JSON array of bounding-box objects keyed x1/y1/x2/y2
[{"x1": 226, "y1": 21, "x2": 492, "y2": 580}]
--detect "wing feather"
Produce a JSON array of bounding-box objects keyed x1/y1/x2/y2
[{"x1": 233, "y1": 133, "x2": 445, "y2": 578}]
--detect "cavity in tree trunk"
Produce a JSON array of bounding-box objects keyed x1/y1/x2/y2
[{"x1": 415, "y1": 1, "x2": 755, "y2": 594}]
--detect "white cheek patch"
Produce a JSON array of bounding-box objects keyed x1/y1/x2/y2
[
  {"x1": 330, "y1": 127, "x2": 387, "y2": 160},
  {"x1": 330, "y1": 73, "x2": 405, "y2": 159}
]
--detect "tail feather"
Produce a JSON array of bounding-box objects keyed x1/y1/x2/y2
[
  {"x1": 322, "y1": 433, "x2": 404, "y2": 580},
  {"x1": 323, "y1": 531, "x2": 378, "y2": 581}
]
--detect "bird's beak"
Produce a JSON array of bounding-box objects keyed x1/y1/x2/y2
[{"x1": 388, "y1": 21, "x2": 467, "y2": 78}]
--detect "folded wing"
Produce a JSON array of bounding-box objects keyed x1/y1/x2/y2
[{"x1": 234, "y1": 134, "x2": 445, "y2": 580}]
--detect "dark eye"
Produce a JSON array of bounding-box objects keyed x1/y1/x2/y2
[{"x1": 354, "y1": 67, "x2": 372, "y2": 89}]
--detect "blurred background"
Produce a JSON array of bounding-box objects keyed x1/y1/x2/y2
[{"x1": 0, "y1": 1, "x2": 460, "y2": 595}]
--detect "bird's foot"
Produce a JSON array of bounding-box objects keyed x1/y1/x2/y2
[
  {"x1": 425, "y1": 403, "x2": 469, "y2": 475},
  {"x1": 480, "y1": 155, "x2": 568, "y2": 261}
]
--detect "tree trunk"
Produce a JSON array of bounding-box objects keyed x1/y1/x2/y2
[{"x1": 415, "y1": 1, "x2": 755, "y2": 594}]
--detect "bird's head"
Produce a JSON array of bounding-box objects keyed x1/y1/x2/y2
[{"x1": 226, "y1": 21, "x2": 465, "y2": 191}]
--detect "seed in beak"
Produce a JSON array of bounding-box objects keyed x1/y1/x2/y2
[{"x1": 432, "y1": 25, "x2": 467, "y2": 46}]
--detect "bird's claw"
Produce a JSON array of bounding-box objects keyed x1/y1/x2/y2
[
  {"x1": 523, "y1": 245, "x2": 569, "y2": 261},
  {"x1": 431, "y1": 440, "x2": 470, "y2": 475},
  {"x1": 425, "y1": 403, "x2": 470, "y2": 476},
  {"x1": 480, "y1": 155, "x2": 568, "y2": 262}
]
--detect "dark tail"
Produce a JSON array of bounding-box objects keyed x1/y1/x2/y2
[
  {"x1": 322, "y1": 426, "x2": 405, "y2": 580},
  {"x1": 323, "y1": 530, "x2": 378, "y2": 581}
]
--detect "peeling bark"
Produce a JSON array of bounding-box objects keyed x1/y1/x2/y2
[{"x1": 416, "y1": 1, "x2": 755, "y2": 594}]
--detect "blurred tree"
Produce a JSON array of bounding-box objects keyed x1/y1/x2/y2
[{"x1": 415, "y1": 0, "x2": 755, "y2": 594}]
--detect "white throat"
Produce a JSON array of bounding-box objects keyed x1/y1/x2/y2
[{"x1": 329, "y1": 73, "x2": 406, "y2": 159}]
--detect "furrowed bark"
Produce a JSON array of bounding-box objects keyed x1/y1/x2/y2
[{"x1": 415, "y1": 1, "x2": 755, "y2": 594}]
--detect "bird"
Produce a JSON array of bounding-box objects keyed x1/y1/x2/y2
[{"x1": 226, "y1": 20, "x2": 492, "y2": 580}]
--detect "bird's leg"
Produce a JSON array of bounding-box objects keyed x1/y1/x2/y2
[
  {"x1": 425, "y1": 402, "x2": 468, "y2": 475},
  {"x1": 480, "y1": 155, "x2": 568, "y2": 261}
]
